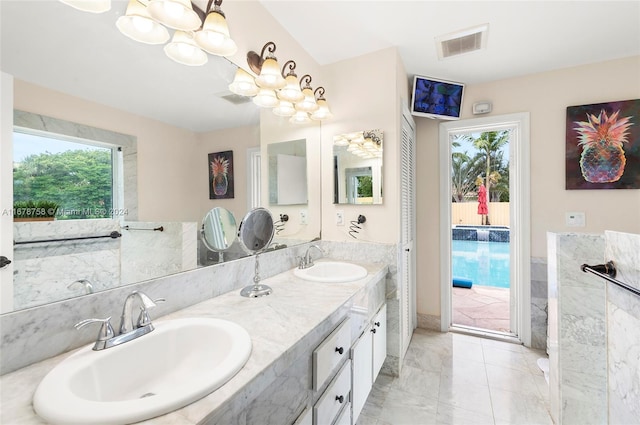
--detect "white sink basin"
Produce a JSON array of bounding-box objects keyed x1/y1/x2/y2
[
  {"x1": 33, "y1": 318, "x2": 252, "y2": 425},
  {"x1": 293, "y1": 261, "x2": 368, "y2": 283}
]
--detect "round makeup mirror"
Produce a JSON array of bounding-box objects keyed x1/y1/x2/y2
[
  {"x1": 238, "y1": 207, "x2": 275, "y2": 298},
  {"x1": 201, "y1": 208, "x2": 237, "y2": 261}
]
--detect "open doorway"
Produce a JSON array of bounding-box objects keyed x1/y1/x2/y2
[
  {"x1": 439, "y1": 113, "x2": 531, "y2": 345},
  {"x1": 450, "y1": 130, "x2": 512, "y2": 334}
]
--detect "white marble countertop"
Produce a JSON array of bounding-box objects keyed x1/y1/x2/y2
[{"x1": 0, "y1": 260, "x2": 388, "y2": 424}]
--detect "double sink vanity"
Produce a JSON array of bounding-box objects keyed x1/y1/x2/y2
[{"x1": 1, "y1": 257, "x2": 388, "y2": 425}]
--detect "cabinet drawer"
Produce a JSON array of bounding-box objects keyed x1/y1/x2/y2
[
  {"x1": 333, "y1": 402, "x2": 351, "y2": 425},
  {"x1": 313, "y1": 318, "x2": 351, "y2": 390},
  {"x1": 314, "y1": 360, "x2": 351, "y2": 425}
]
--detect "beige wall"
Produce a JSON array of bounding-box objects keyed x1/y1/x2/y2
[
  {"x1": 320, "y1": 47, "x2": 403, "y2": 243},
  {"x1": 416, "y1": 56, "x2": 640, "y2": 317},
  {"x1": 198, "y1": 126, "x2": 259, "y2": 225}
]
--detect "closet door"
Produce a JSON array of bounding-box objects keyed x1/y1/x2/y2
[{"x1": 400, "y1": 109, "x2": 416, "y2": 355}]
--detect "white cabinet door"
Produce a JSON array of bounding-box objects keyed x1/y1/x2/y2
[
  {"x1": 372, "y1": 304, "x2": 387, "y2": 381},
  {"x1": 351, "y1": 329, "x2": 373, "y2": 424}
]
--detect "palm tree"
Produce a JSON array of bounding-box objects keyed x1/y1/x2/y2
[{"x1": 471, "y1": 130, "x2": 510, "y2": 197}]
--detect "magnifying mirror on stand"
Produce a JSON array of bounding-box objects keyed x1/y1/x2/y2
[
  {"x1": 201, "y1": 207, "x2": 237, "y2": 263},
  {"x1": 237, "y1": 207, "x2": 275, "y2": 298}
]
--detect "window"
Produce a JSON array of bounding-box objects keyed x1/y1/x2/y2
[{"x1": 13, "y1": 129, "x2": 120, "y2": 220}]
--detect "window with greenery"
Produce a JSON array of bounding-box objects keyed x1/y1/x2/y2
[{"x1": 13, "y1": 130, "x2": 116, "y2": 220}]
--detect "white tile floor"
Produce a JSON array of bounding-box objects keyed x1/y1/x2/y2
[{"x1": 358, "y1": 329, "x2": 552, "y2": 425}]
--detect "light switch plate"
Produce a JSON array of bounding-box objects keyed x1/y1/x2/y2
[
  {"x1": 299, "y1": 209, "x2": 308, "y2": 225},
  {"x1": 566, "y1": 212, "x2": 585, "y2": 227},
  {"x1": 336, "y1": 210, "x2": 344, "y2": 226}
]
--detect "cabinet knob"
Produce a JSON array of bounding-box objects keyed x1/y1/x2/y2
[
  {"x1": 375, "y1": 321, "x2": 381, "y2": 327},
  {"x1": 0, "y1": 256, "x2": 11, "y2": 269},
  {"x1": 371, "y1": 328, "x2": 377, "y2": 334},
  {"x1": 335, "y1": 346, "x2": 344, "y2": 355},
  {"x1": 335, "y1": 395, "x2": 344, "y2": 404}
]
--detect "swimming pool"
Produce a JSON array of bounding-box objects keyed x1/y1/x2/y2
[{"x1": 452, "y1": 240, "x2": 510, "y2": 288}]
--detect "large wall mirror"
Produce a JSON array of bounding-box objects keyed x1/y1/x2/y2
[
  {"x1": 333, "y1": 129, "x2": 383, "y2": 205},
  {"x1": 0, "y1": 1, "x2": 321, "y2": 313}
]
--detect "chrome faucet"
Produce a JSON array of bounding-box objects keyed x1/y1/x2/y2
[
  {"x1": 119, "y1": 291, "x2": 161, "y2": 334},
  {"x1": 75, "y1": 290, "x2": 164, "y2": 351},
  {"x1": 298, "y1": 244, "x2": 324, "y2": 269},
  {"x1": 67, "y1": 279, "x2": 94, "y2": 294}
]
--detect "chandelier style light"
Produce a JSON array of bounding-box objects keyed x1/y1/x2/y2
[
  {"x1": 229, "y1": 41, "x2": 333, "y2": 122},
  {"x1": 60, "y1": 0, "x2": 236, "y2": 65},
  {"x1": 335, "y1": 130, "x2": 383, "y2": 159}
]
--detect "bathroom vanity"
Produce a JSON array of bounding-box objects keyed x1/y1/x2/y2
[{"x1": 0, "y1": 260, "x2": 388, "y2": 425}]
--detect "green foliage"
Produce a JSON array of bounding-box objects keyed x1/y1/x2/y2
[
  {"x1": 13, "y1": 200, "x2": 59, "y2": 218},
  {"x1": 357, "y1": 176, "x2": 373, "y2": 197},
  {"x1": 13, "y1": 149, "x2": 112, "y2": 219},
  {"x1": 451, "y1": 131, "x2": 510, "y2": 203}
]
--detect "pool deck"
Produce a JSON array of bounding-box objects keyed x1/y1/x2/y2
[{"x1": 452, "y1": 285, "x2": 510, "y2": 333}]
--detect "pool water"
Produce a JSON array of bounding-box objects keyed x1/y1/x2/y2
[{"x1": 452, "y1": 240, "x2": 510, "y2": 288}]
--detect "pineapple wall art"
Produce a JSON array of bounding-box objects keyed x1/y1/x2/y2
[
  {"x1": 208, "y1": 151, "x2": 234, "y2": 199},
  {"x1": 566, "y1": 99, "x2": 640, "y2": 189}
]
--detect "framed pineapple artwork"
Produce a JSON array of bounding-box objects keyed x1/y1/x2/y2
[
  {"x1": 208, "y1": 150, "x2": 234, "y2": 199},
  {"x1": 566, "y1": 99, "x2": 640, "y2": 189}
]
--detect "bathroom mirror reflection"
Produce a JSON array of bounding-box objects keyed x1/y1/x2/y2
[
  {"x1": 268, "y1": 139, "x2": 308, "y2": 205},
  {"x1": 238, "y1": 208, "x2": 275, "y2": 253},
  {"x1": 201, "y1": 207, "x2": 237, "y2": 252},
  {"x1": 333, "y1": 130, "x2": 383, "y2": 204},
  {"x1": 0, "y1": 1, "x2": 322, "y2": 313}
]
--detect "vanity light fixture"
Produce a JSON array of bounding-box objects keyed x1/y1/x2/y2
[
  {"x1": 164, "y1": 30, "x2": 207, "y2": 66},
  {"x1": 116, "y1": 0, "x2": 170, "y2": 45},
  {"x1": 295, "y1": 75, "x2": 319, "y2": 113},
  {"x1": 277, "y1": 60, "x2": 305, "y2": 103},
  {"x1": 253, "y1": 88, "x2": 280, "y2": 108},
  {"x1": 194, "y1": 0, "x2": 237, "y2": 57},
  {"x1": 228, "y1": 68, "x2": 259, "y2": 96},
  {"x1": 62, "y1": 0, "x2": 237, "y2": 65},
  {"x1": 272, "y1": 100, "x2": 296, "y2": 117},
  {"x1": 229, "y1": 40, "x2": 334, "y2": 120},
  {"x1": 147, "y1": 0, "x2": 201, "y2": 31},
  {"x1": 250, "y1": 42, "x2": 286, "y2": 90},
  {"x1": 60, "y1": 0, "x2": 111, "y2": 13},
  {"x1": 310, "y1": 87, "x2": 333, "y2": 120}
]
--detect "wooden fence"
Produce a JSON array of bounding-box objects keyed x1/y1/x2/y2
[{"x1": 452, "y1": 202, "x2": 510, "y2": 226}]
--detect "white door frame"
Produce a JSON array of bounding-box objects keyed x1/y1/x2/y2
[{"x1": 439, "y1": 113, "x2": 531, "y2": 346}]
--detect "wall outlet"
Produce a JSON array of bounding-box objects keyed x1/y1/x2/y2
[
  {"x1": 336, "y1": 210, "x2": 345, "y2": 226},
  {"x1": 299, "y1": 209, "x2": 308, "y2": 225},
  {"x1": 566, "y1": 212, "x2": 585, "y2": 227}
]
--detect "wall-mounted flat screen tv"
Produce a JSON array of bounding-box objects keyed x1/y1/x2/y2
[{"x1": 410, "y1": 75, "x2": 465, "y2": 120}]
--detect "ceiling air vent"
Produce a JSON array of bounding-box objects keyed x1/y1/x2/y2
[{"x1": 436, "y1": 23, "x2": 489, "y2": 60}]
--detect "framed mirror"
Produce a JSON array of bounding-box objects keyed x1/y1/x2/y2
[{"x1": 333, "y1": 129, "x2": 383, "y2": 205}]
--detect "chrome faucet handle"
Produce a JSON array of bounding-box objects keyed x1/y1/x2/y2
[
  {"x1": 136, "y1": 298, "x2": 165, "y2": 328},
  {"x1": 74, "y1": 317, "x2": 115, "y2": 350}
]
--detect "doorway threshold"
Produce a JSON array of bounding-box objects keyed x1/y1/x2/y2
[{"x1": 450, "y1": 324, "x2": 522, "y2": 346}]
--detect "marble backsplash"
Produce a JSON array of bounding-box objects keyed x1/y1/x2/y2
[
  {"x1": 604, "y1": 230, "x2": 640, "y2": 424},
  {"x1": 0, "y1": 240, "x2": 397, "y2": 376}
]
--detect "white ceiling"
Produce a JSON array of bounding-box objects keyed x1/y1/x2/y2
[{"x1": 2, "y1": 1, "x2": 639, "y2": 132}]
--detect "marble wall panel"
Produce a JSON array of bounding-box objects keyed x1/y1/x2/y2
[
  {"x1": 121, "y1": 221, "x2": 197, "y2": 284},
  {"x1": 13, "y1": 220, "x2": 121, "y2": 309},
  {"x1": 605, "y1": 231, "x2": 640, "y2": 424},
  {"x1": 547, "y1": 232, "x2": 607, "y2": 425}
]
